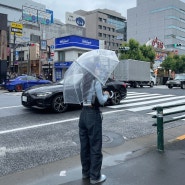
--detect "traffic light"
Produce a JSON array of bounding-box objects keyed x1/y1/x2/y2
[
  {"x1": 174, "y1": 43, "x2": 181, "y2": 48},
  {"x1": 119, "y1": 46, "x2": 130, "y2": 51}
]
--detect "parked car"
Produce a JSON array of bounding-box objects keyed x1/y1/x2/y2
[
  {"x1": 21, "y1": 78, "x2": 127, "y2": 113},
  {"x1": 4, "y1": 75, "x2": 52, "y2": 92},
  {"x1": 166, "y1": 74, "x2": 185, "y2": 89}
]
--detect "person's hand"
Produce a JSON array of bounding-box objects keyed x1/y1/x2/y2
[{"x1": 104, "y1": 91, "x2": 110, "y2": 97}]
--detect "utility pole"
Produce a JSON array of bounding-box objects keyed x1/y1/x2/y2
[
  {"x1": 47, "y1": 45, "x2": 52, "y2": 81},
  {"x1": 13, "y1": 32, "x2": 16, "y2": 73}
]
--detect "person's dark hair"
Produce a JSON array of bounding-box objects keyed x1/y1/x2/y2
[{"x1": 82, "y1": 72, "x2": 94, "y2": 99}]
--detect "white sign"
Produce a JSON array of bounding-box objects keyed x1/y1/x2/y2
[{"x1": 65, "y1": 12, "x2": 86, "y2": 27}]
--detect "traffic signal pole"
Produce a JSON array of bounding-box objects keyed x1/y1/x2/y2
[
  {"x1": 13, "y1": 32, "x2": 16, "y2": 73},
  {"x1": 47, "y1": 45, "x2": 52, "y2": 81}
]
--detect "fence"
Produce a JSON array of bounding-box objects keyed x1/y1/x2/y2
[{"x1": 152, "y1": 102, "x2": 185, "y2": 152}]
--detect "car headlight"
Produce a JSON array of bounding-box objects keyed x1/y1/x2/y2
[{"x1": 35, "y1": 92, "x2": 53, "y2": 97}]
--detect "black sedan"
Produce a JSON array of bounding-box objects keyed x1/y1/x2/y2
[
  {"x1": 21, "y1": 78, "x2": 127, "y2": 113},
  {"x1": 166, "y1": 74, "x2": 185, "y2": 89}
]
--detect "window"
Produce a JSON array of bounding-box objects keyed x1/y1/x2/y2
[
  {"x1": 98, "y1": 32, "x2": 102, "y2": 37},
  {"x1": 98, "y1": 17, "x2": 102, "y2": 22},
  {"x1": 103, "y1": 19, "x2": 106, "y2": 23},
  {"x1": 98, "y1": 25, "x2": 102, "y2": 29},
  {"x1": 58, "y1": 51, "x2": 65, "y2": 61},
  {"x1": 103, "y1": 26, "x2": 106, "y2": 30}
]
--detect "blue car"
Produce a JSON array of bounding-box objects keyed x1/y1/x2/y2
[{"x1": 5, "y1": 75, "x2": 52, "y2": 92}]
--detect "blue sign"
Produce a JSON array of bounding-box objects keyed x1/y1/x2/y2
[
  {"x1": 55, "y1": 35, "x2": 99, "y2": 50},
  {"x1": 76, "y1": 17, "x2": 85, "y2": 27},
  {"x1": 50, "y1": 45, "x2": 54, "y2": 49},
  {"x1": 54, "y1": 61, "x2": 73, "y2": 68},
  {"x1": 46, "y1": 9, "x2": 54, "y2": 23}
]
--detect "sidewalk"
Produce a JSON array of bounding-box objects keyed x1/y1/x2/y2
[
  {"x1": 59, "y1": 125, "x2": 185, "y2": 185},
  {"x1": 0, "y1": 124, "x2": 185, "y2": 185}
]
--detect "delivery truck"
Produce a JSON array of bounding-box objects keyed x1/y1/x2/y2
[{"x1": 113, "y1": 59, "x2": 156, "y2": 88}]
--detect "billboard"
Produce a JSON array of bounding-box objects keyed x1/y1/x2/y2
[
  {"x1": 22, "y1": 6, "x2": 53, "y2": 25},
  {"x1": 55, "y1": 35, "x2": 99, "y2": 50},
  {"x1": 65, "y1": 12, "x2": 85, "y2": 27},
  {"x1": 22, "y1": 6, "x2": 38, "y2": 23}
]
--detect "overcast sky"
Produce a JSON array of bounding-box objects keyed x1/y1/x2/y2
[{"x1": 33, "y1": 0, "x2": 136, "y2": 22}]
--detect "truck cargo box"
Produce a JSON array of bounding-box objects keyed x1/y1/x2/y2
[{"x1": 113, "y1": 59, "x2": 151, "y2": 82}]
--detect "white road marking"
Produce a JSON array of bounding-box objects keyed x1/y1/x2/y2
[
  {"x1": 0, "y1": 105, "x2": 22, "y2": 110},
  {"x1": 123, "y1": 94, "x2": 173, "y2": 103},
  {"x1": 108, "y1": 96, "x2": 185, "y2": 109},
  {"x1": 127, "y1": 99, "x2": 185, "y2": 112},
  {"x1": 148, "y1": 105, "x2": 185, "y2": 115},
  {"x1": 0, "y1": 109, "x2": 125, "y2": 135}
]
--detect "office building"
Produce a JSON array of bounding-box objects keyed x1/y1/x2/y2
[
  {"x1": 74, "y1": 9, "x2": 127, "y2": 51},
  {"x1": 127, "y1": 0, "x2": 185, "y2": 55}
]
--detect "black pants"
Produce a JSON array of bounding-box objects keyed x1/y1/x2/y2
[{"x1": 79, "y1": 106, "x2": 103, "y2": 180}]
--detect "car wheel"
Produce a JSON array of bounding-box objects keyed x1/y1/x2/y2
[
  {"x1": 51, "y1": 94, "x2": 68, "y2": 113},
  {"x1": 15, "y1": 84, "x2": 23, "y2": 92},
  {"x1": 111, "y1": 91, "x2": 121, "y2": 105},
  {"x1": 168, "y1": 85, "x2": 172, "y2": 89},
  {"x1": 181, "y1": 83, "x2": 185, "y2": 89},
  {"x1": 150, "y1": 82, "x2": 154, "y2": 87}
]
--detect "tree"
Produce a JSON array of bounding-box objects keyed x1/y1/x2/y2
[
  {"x1": 119, "y1": 39, "x2": 155, "y2": 65},
  {"x1": 161, "y1": 54, "x2": 185, "y2": 74}
]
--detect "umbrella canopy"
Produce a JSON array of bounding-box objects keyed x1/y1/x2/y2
[{"x1": 63, "y1": 49, "x2": 119, "y2": 104}]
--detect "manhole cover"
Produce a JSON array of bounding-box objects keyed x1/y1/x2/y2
[{"x1": 73, "y1": 131, "x2": 124, "y2": 148}]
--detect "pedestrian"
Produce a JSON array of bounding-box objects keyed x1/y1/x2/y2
[{"x1": 79, "y1": 65, "x2": 110, "y2": 184}]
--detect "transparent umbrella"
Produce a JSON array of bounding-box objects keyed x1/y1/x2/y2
[{"x1": 63, "y1": 49, "x2": 119, "y2": 104}]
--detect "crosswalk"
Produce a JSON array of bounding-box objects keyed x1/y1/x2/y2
[
  {"x1": 3, "y1": 91, "x2": 185, "y2": 117},
  {"x1": 107, "y1": 92, "x2": 185, "y2": 115}
]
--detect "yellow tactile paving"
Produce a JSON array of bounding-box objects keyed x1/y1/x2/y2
[{"x1": 176, "y1": 135, "x2": 185, "y2": 140}]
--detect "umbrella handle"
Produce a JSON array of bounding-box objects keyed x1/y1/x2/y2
[{"x1": 109, "y1": 91, "x2": 114, "y2": 98}]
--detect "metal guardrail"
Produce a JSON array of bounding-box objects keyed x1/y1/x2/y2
[{"x1": 152, "y1": 102, "x2": 185, "y2": 152}]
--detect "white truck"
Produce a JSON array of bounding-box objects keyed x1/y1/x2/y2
[{"x1": 112, "y1": 59, "x2": 156, "y2": 88}]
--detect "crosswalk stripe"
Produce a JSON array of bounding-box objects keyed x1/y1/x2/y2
[
  {"x1": 126, "y1": 99, "x2": 185, "y2": 112},
  {"x1": 109, "y1": 96, "x2": 185, "y2": 109},
  {"x1": 122, "y1": 94, "x2": 174, "y2": 103},
  {"x1": 125, "y1": 93, "x2": 161, "y2": 99},
  {"x1": 148, "y1": 105, "x2": 185, "y2": 115}
]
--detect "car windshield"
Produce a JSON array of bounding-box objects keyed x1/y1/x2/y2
[
  {"x1": 15, "y1": 76, "x2": 27, "y2": 81},
  {"x1": 57, "y1": 74, "x2": 83, "y2": 85},
  {"x1": 175, "y1": 75, "x2": 185, "y2": 80}
]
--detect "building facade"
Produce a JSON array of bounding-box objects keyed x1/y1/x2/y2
[
  {"x1": 53, "y1": 35, "x2": 100, "y2": 81},
  {"x1": 127, "y1": 0, "x2": 185, "y2": 55},
  {"x1": 0, "y1": 13, "x2": 8, "y2": 84},
  {"x1": 0, "y1": 0, "x2": 63, "y2": 77},
  {"x1": 74, "y1": 9, "x2": 127, "y2": 51}
]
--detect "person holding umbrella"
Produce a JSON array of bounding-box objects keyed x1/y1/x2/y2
[
  {"x1": 63, "y1": 49, "x2": 120, "y2": 184},
  {"x1": 79, "y1": 65, "x2": 110, "y2": 184}
]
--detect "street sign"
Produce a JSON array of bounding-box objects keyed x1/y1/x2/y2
[
  {"x1": 50, "y1": 45, "x2": 54, "y2": 49},
  {"x1": 11, "y1": 22, "x2": 23, "y2": 36},
  {"x1": 48, "y1": 58, "x2": 53, "y2": 62},
  {"x1": 15, "y1": 51, "x2": 19, "y2": 60},
  {"x1": 50, "y1": 52, "x2": 54, "y2": 56}
]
